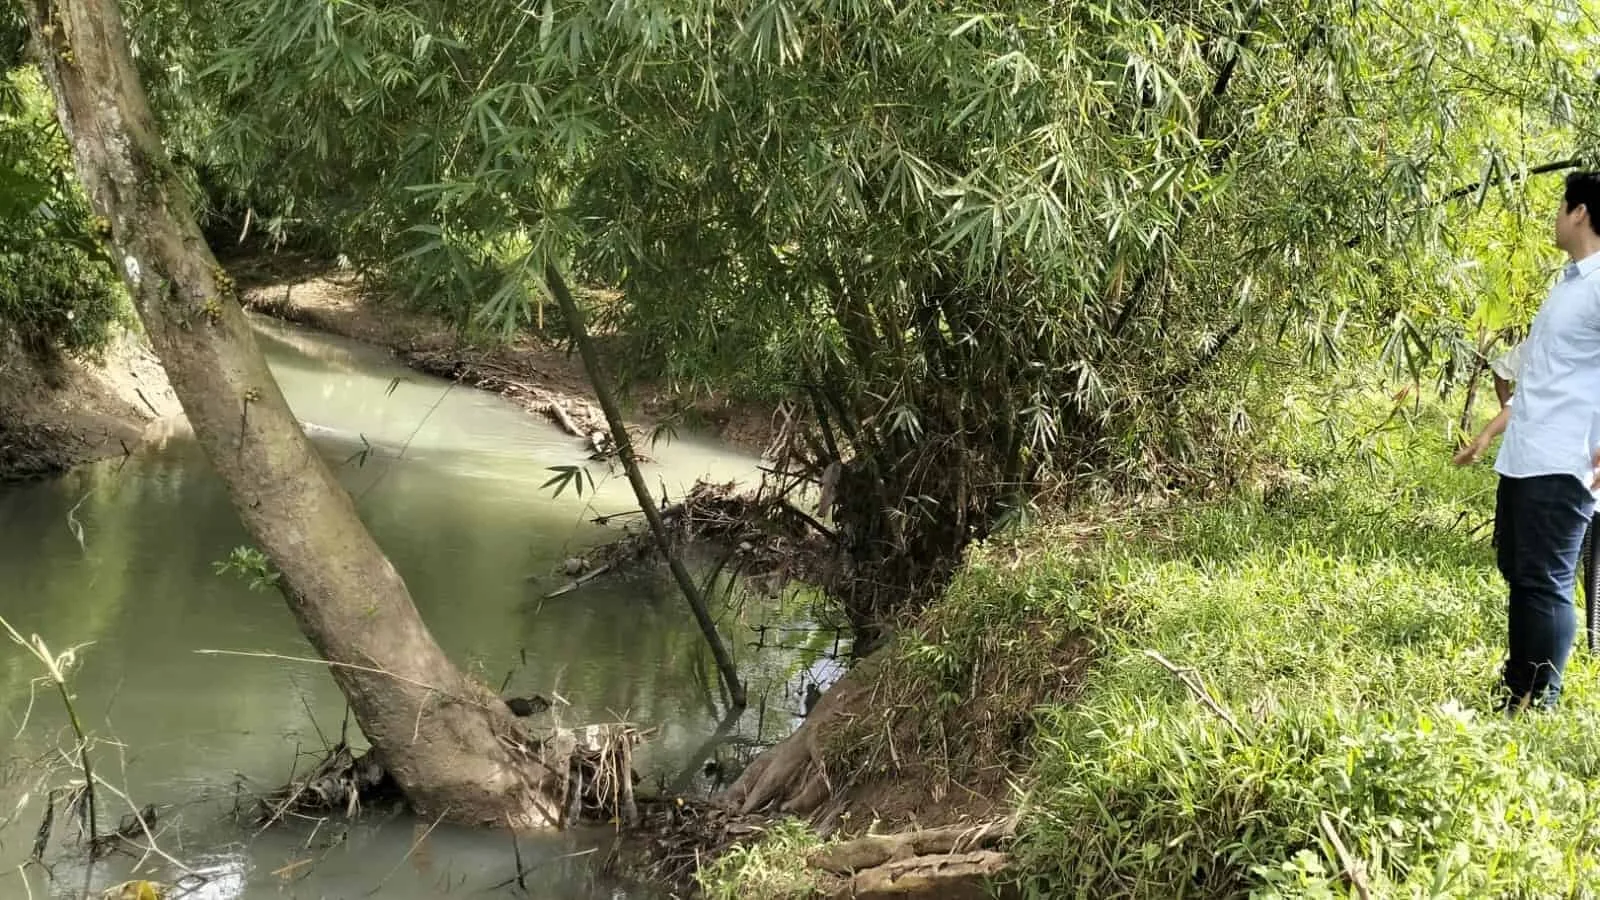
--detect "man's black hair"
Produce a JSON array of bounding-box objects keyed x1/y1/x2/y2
[{"x1": 1565, "y1": 171, "x2": 1600, "y2": 236}]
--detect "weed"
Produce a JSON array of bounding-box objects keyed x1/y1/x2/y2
[{"x1": 695, "y1": 818, "x2": 826, "y2": 900}]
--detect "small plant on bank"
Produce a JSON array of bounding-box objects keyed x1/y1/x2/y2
[{"x1": 695, "y1": 818, "x2": 827, "y2": 900}]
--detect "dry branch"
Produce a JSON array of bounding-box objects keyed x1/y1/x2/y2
[
  {"x1": 839, "y1": 849, "x2": 1011, "y2": 899},
  {"x1": 808, "y1": 820, "x2": 1015, "y2": 874},
  {"x1": 1319, "y1": 812, "x2": 1373, "y2": 900},
  {"x1": 1142, "y1": 649, "x2": 1248, "y2": 740}
]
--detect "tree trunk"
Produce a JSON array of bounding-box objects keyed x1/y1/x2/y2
[{"x1": 23, "y1": 0, "x2": 562, "y2": 827}]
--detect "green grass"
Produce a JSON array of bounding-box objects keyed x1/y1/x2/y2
[
  {"x1": 979, "y1": 407, "x2": 1600, "y2": 898},
  {"x1": 702, "y1": 390, "x2": 1600, "y2": 898},
  {"x1": 695, "y1": 819, "x2": 827, "y2": 899}
]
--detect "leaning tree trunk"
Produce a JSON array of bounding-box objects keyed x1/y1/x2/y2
[{"x1": 24, "y1": 0, "x2": 563, "y2": 826}]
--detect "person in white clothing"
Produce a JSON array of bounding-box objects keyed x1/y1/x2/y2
[
  {"x1": 1457, "y1": 338, "x2": 1598, "y2": 653},
  {"x1": 1469, "y1": 171, "x2": 1600, "y2": 712}
]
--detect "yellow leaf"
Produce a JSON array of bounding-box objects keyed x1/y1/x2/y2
[{"x1": 104, "y1": 880, "x2": 165, "y2": 900}]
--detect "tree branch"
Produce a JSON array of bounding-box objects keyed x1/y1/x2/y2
[{"x1": 1441, "y1": 156, "x2": 1589, "y2": 203}]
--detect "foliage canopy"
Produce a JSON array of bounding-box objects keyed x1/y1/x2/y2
[
  {"x1": 121, "y1": 0, "x2": 1600, "y2": 626},
  {"x1": 0, "y1": 53, "x2": 125, "y2": 356}
]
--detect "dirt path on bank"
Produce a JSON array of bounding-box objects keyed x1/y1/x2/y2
[{"x1": 224, "y1": 252, "x2": 781, "y2": 456}]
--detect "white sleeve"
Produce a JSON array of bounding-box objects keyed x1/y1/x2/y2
[{"x1": 1489, "y1": 342, "x2": 1524, "y2": 382}]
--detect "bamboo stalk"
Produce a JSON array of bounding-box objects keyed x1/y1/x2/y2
[
  {"x1": 55, "y1": 680, "x2": 96, "y2": 847},
  {"x1": 545, "y1": 264, "x2": 747, "y2": 708}
]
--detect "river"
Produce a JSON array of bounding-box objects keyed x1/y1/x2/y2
[{"x1": 0, "y1": 318, "x2": 840, "y2": 898}]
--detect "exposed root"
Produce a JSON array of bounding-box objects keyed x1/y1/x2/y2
[
  {"x1": 258, "y1": 723, "x2": 648, "y2": 830},
  {"x1": 720, "y1": 649, "x2": 886, "y2": 818}
]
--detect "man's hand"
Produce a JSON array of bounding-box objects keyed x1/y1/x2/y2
[
  {"x1": 1591, "y1": 446, "x2": 1600, "y2": 490},
  {"x1": 1454, "y1": 438, "x2": 1488, "y2": 467}
]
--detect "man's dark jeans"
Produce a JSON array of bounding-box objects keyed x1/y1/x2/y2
[{"x1": 1496, "y1": 474, "x2": 1598, "y2": 709}]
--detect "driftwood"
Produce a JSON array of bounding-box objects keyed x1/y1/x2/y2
[
  {"x1": 545, "y1": 401, "x2": 583, "y2": 439},
  {"x1": 544, "y1": 564, "x2": 614, "y2": 599},
  {"x1": 808, "y1": 820, "x2": 1014, "y2": 874},
  {"x1": 838, "y1": 850, "x2": 1012, "y2": 899}
]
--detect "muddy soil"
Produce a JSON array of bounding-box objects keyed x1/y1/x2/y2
[{"x1": 0, "y1": 328, "x2": 180, "y2": 481}]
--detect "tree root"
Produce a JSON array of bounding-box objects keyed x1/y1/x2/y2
[
  {"x1": 259, "y1": 723, "x2": 646, "y2": 830},
  {"x1": 720, "y1": 649, "x2": 886, "y2": 817}
]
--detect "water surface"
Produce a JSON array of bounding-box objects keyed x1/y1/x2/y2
[{"x1": 0, "y1": 319, "x2": 836, "y2": 898}]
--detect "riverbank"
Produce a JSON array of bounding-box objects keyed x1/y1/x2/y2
[
  {"x1": 690, "y1": 393, "x2": 1600, "y2": 898},
  {"x1": 225, "y1": 252, "x2": 783, "y2": 457},
  {"x1": 0, "y1": 328, "x2": 180, "y2": 481}
]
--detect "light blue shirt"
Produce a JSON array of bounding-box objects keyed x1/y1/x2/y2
[{"x1": 1494, "y1": 249, "x2": 1600, "y2": 497}]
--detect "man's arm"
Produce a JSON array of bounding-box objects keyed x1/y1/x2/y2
[
  {"x1": 1454, "y1": 403, "x2": 1512, "y2": 466},
  {"x1": 1489, "y1": 341, "x2": 1523, "y2": 408},
  {"x1": 1494, "y1": 373, "x2": 1513, "y2": 407}
]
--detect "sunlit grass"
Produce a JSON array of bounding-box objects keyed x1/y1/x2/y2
[
  {"x1": 972, "y1": 406, "x2": 1600, "y2": 897},
  {"x1": 702, "y1": 391, "x2": 1600, "y2": 898},
  {"x1": 695, "y1": 818, "x2": 826, "y2": 899}
]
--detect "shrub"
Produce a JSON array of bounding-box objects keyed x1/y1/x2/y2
[{"x1": 0, "y1": 66, "x2": 126, "y2": 357}]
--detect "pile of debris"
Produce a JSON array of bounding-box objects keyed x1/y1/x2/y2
[
  {"x1": 258, "y1": 723, "x2": 648, "y2": 830},
  {"x1": 545, "y1": 479, "x2": 839, "y2": 600},
  {"x1": 405, "y1": 348, "x2": 619, "y2": 457}
]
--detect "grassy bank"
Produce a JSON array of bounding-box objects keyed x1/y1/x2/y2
[{"x1": 704, "y1": 394, "x2": 1600, "y2": 898}]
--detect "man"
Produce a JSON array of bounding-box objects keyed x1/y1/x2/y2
[
  {"x1": 1482, "y1": 171, "x2": 1600, "y2": 712},
  {"x1": 1456, "y1": 338, "x2": 1598, "y2": 653}
]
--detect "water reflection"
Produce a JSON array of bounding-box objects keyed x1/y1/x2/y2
[{"x1": 0, "y1": 321, "x2": 835, "y2": 898}]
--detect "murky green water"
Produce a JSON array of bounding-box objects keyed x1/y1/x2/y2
[{"x1": 0, "y1": 319, "x2": 840, "y2": 898}]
